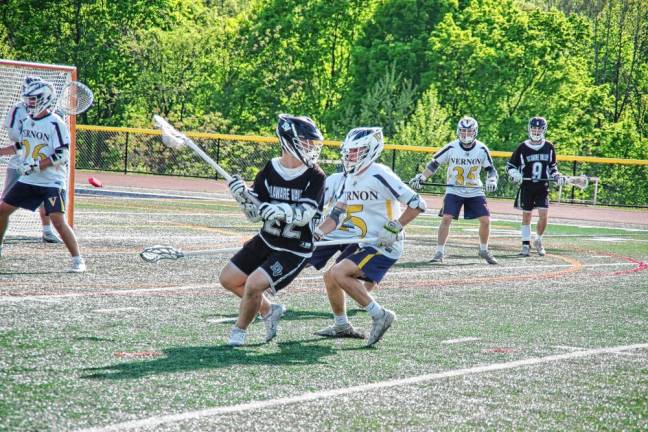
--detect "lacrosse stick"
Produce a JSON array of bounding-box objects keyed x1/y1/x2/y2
[
  {"x1": 140, "y1": 237, "x2": 379, "y2": 263},
  {"x1": 55, "y1": 81, "x2": 94, "y2": 115},
  {"x1": 153, "y1": 115, "x2": 261, "y2": 207},
  {"x1": 520, "y1": 175, "x2": 589, "y2": 190},
  {"x1": 422, "y1": 182, "x2": 484, "y2": 188}
]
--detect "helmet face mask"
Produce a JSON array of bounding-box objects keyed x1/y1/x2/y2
[
  {"x1": 276, "y1": 114, "x2": 324, "y2": 167},
  {"x1": 341, "y1": 127, "x2": 384, "y2": 175},
  {"x1": 456, "y1": 116, "x2": 478, "y2": 148},
  {"x1": 22, "y1": 80, "x2": 55, "y2": 117},
  {"x1": 528, "y1": 116, "x2": 547, "y2": 142}
]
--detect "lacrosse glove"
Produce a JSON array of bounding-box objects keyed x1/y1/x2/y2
[
  {"x1": 17, "y1": 161, "x2": 39, "y2": 176},
  {"x1": 485, "y1": 177, "x2": 498, "y2": 192},
  {"x1": 259, "y1": 203, "x2": 293, "y2": 223},
  {"x1": 508, "y1": 170, "x2": 523, "y2": 185},
  {"x1": 377, "y1": 220, "x2": 403, "y2": 247},
  {"x1": 409, "y1": 173, "x2": 427, "y2": 191},
  {"x1": 227, "y1": 175, "x2": 248, "y2": 204},
  {"x1": 241, "y1": 202, "x2": 260, "y2": 223},
  {"x1": 554, "y1": 175, "x2": 567, "y2": 186}
]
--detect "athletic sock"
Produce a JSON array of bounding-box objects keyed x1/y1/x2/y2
[
  {"x1": 536, "y1": 234, "x2": 543, "y2": 242},
  {"x1": 521, "y1": 224, "x2": 531, "y2": 242},
  {"x1": 365, "y1": 301, "x2": 384, "y2": 319},
  {"x1": 479, "y1": 243, "x2": 488, "y2": 252},
  {"x1": 334, "y1": 314, "x2": 349, "y2": 326},
  {"x1": 72, "y1": 255, "x2": 84, "y2": 264},
  {"x1": 42, "y1": 225, "x2": 54, "y2": 235},
  {"x1": 436, "y1": 244, "x2": 445, "y2": 254}
]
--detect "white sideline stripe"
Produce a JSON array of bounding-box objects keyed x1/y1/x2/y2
[
  {"x1": 0, "y1": 262, "x2": 637, "y2": 303},
  {"x1": 76, "y1": 343, "x2": 648, "y2": 432},
  {"x1": 0, "y1": 284, "x2": 215, "y2": 302},
  {"x1": 442, "y1": 337, "x2": 481, "y2": 344},
  {"x1": 551, "y1": 345, "x2": 586, "y2": 351}
]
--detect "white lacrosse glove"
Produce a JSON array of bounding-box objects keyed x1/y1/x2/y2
[
  {"x1": 485, "y1": 177, "x2": 498, "y2": 193},
  {"x1": 17, "y1": 161, "x2": 40, "y2": 176},
  {"x1": 508, "y1": 170, "x2": 523, "y2": 185},
  {"x1": 554, "y1": 175, "x2": 567, "y2": 186},
  {"x1": 409, "y1": 173, "x2": 427, "y2": 191},
  {"x1": 377, "y1": 220, "x2": 403, "y2": 248},
  {"x1": 227, "y1": 175, "x2": 248, "y2": 204},
  {"x1": 241, "y1": 202, "x2": 260, "y2": 222},
  {"x1": 259, "y1": 202, "x2": 293, "y2": 223}
]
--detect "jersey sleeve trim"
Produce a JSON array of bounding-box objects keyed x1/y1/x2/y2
[{"x1": 373, "y1": 174, "x2": 402, "y2": 199}]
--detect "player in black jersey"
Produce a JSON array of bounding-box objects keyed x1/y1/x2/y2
[
  {"x1": 219, "y1": 114, "x2": 326, "y2": 346},
  {"x1": 506, "y1": 117, "x2": 566, "y2": 257}
]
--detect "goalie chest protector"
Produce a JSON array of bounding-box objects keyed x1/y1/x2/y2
[{"x1": 252, "y1": 159, "x2": 325, "y2": 257}]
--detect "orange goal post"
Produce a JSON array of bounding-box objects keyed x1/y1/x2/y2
[{"x1": 0, "y1": 59, "x2": 77, "y2": 235}]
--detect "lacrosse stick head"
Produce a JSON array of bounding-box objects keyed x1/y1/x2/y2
[
  {"x1": 153, "y1": 115, "x2": 188, "y2": 149},
  {"x1": 140, "y1": 245, "x2": 185, "y2": 263},
  {"x1": 57, "y1": 81, "x2": 94, "y2": 115},
  {"x1": 567, "y1": 175, "x2": 589, "y2": 190}
]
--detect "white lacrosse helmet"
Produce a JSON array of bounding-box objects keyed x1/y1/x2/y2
[
  {"x1": 528, "y1": 116, "x2": 547, "y2": 142},
  {"x1": 276, "y1": 114, "x2": 324, "y2": 167},
  {"x1": 21, "y1": 75, "x2": 43, "y2": 95},
  {"x1": 341, "y1": 127, "x2": 384, "y2": 175},
  {"x1": 22, "y1": 80, "x2": 55, "y2": 117},
  {"x1": 456, "y1": 116, "x2": 478, "y2": 148}
]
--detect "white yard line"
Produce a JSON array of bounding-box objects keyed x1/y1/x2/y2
[
  {"x1": 76, "y1": 342, "x2": 648, "y2": 432},
  {"x1": 442, "y1": 337, "x2": 482, "y2": 344},
  {"x1": 92, "y1": 307, "x2": 141, "y2": 313},
  {"x1": 0, "y1": 262, "x2": 637, "y2": 303}
]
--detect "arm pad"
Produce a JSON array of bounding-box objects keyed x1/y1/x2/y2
[
  {"x1": 328, "y1": 205, "x2": 346, "y2": 229},
  {"x1": 485, "y1": 165, "x2": 498, "y2": 179},
  {"x1": 426, "y1": 160, "x2": 440, "y2": 175},
  {"x1": 51, "y1": 146, "x2": 69, "y2": 166}
]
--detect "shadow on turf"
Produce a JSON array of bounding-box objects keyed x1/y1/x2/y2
[
  {"x1": 81, "y1": 339, "x2": 336, "y2": 380},
  {"x1": 203, "y1": 308, "x2": 366, "y2": 323}
]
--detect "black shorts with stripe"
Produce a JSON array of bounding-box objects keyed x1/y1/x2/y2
[
  {"x1": 230, "y1": 235, "x2": 309, "y2": 293},
  {"x1": 3, "y1": 181, "x2": 66, "y2": 215},
  {"x1": 515, "y1": 181, "x2": 549, "y2": 211}
]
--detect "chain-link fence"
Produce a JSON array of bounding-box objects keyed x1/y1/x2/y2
[{"x1": 77, "y1": 125, "x2": 648, "y2": 207}]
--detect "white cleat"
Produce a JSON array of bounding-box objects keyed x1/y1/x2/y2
[
  {"x1": 263, "y1": 303, "x2": 284, "y2": 342},
  {"x1": 367, "y1": 309, "x2": 396, "y2": 347},
  {"x1": 228, "y1": 326, "x2": 246, "y2": 346},
  {"x1": 534, "y1": 238, "x2": 546, "y2": 256},
  {"x1": 430, "y1": 251, "x2": 444, "y2": 263},
  {"x1": 69, "y1": 258, "x2": 86, "y2": 273},
  {"x1": 519, "y1": 244, "x2": 530, "y2": 257},
  {"x1": 42, "y1": 231, "x2": 62, "y2": 243},
  {"x1": 479, "y1": 249, "x2": 498, "y2": 265}
]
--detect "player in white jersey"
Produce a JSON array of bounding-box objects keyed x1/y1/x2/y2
[
  {"x1": 409, "y1": 116, "x2": 499, "y2": 264},
  {"x1": 313, "y1": 127, "x2": 426, "y2": 346},
  {"x1": 2, "y1": 76, "x2": 61, "y2": 243},
  {"x1": 0, "y1": 79, "x2": 85, "y2": 272}
]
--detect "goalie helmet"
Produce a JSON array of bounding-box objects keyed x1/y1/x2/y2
[
  {"x1": 457, "y1": 116, "x2": 478, "y2": 148},
  {"x1": 21, "y1": 75, "x2": 43, "y2": 95},
  {"x1": 528, "y1": 116, "x2": 547, "y2": 142},
  {"x1": 22, "y1": 80, "x2": 55, "y2": 117},
  {"x1": 276, "y1": 114, "x2": 324, "y2": 167},
  {"x1": 341, "y1": 127, "x2": 384, "y2": 175}
]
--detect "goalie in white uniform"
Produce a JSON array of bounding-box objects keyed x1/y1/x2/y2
[
  {"x1": 2, "y1": 76, "x2": 61, "y2": 243},
  {"x1": 409, "y1": 116, "x2": 499, "y2": 265},
  {"x1": 314, "y1": 127, "x2": 426, "y2": 347},
  {"x1": 0, "y1": 79, "x2": 85, "y2": 272}
]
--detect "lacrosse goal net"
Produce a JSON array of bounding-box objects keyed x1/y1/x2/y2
[{"x1": 0, "y1": 59, "x2": 77, "y2": 235}]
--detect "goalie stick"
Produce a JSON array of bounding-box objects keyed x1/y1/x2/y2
[
  {"x1": 56, "y1": 81, "x2": 94, "y2": 116},
  {"x1": 153, "y1": 115, "x2": 261, "y2": 207},
  {"x1": 140, "y1": 237, "x2": 378, "y2": 263}
]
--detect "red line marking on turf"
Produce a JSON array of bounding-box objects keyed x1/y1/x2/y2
[{"x1": 611, "y1": 256, "x2": 648, "y2": 276}]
